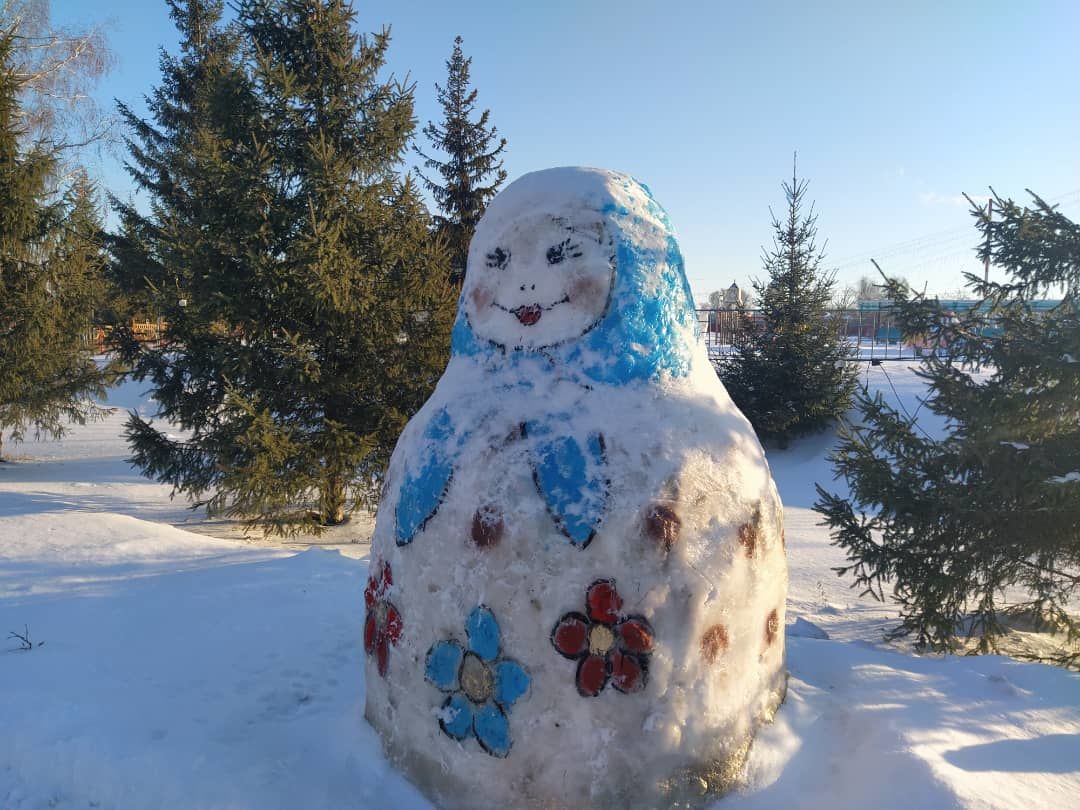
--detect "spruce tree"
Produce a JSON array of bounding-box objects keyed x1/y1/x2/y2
[
  {"x1": 718, "y1": 160, "x2": 856, "y2": 444},
  {"x1": 416, "y1": 35, "x2": 507, "y2": 284},
  {"x1": 815, "y1": 193, "x2": 1080, "y2": 665},
  {"x1": 0, "y1": 30, "x2": 109, "y2": 460},
  {"x1": 108, "y1": 0, "x2": 253, "y2": 336},
  {"x1": 113, "y1": 0, "x2": 455, "y2": 535}
]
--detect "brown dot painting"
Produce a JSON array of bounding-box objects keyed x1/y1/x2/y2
[
  {"x1": 471, "y1": 506, "x2": 504, "y2": 548},
  {"x1": 700, "y1": 624, "x2": 729, "y2": 664},
  {"x1": 740, "y1": 504, "x2": 767, "y2": 558},
  {"x1": 765, "y1": 609, "x2": 780, "y2": 646},
  {"x1": 644, "y1": 503, "x2": 681, "y2": 551},
  {"x1": 738, "y1": 521, "x2": 757, "y2": 558}
]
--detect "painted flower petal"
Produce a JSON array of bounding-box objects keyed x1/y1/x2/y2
[
  {"x1": 493, "y1": 659, "x2": 531, "y2": 709},
  {"x1": 551, "y1": 612, "x2": 589, "y2": 658},
  {"x1": 586, "y1": 579, "x2": 622, "y2": 624},
  {"x1": 380, "y1": 562, "x2": 393, "y2": 590},
  {"x1": 439, "y1": 693, "x2": 474, "y2": 740},
  {"x1": 610, "y1": 650, "x2": 646, "y2": 694},
  {"x1": 364, "y1": 578, "x2": 378, "y2": 609},
  {"x1": 576, "y1": 654, "x2": 609, "y2": 697},
  {"x1": 375, "y1": 635, "x2": 390, "y2": 677},
  {"x1": 473, "y1": 702, "x2": 511, "y2": 758},
  {"x1": 384, "y1": 603, "x2": 403, "y2": 644},
  {"x1": 466, "y1": 605, "x2": 500, "y2": 661},
  {"x1": 617, "y1": 616, "x2": 654, "y2": 654},
  {"x1": 363, "y1": 612, "x2": 376, "y2": 654},
  {"x1": 425, "y1": 639, "x2": 464, "y2": 691}
]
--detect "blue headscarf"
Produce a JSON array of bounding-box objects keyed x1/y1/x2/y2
[{"x1": 449, "y1": 168, "x2": 699, "y2": 386}]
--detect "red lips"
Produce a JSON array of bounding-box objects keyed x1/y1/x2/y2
[{"x1": 513, "y1": 304, "x2": 543, "y2": 326}]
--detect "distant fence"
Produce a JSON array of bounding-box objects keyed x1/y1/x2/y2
[
  {"x1": 84, "y1": 320, "x2": 167, "y2": 353},
  {"x1": 84, "y1": 311, "x2": 945, "y2": 363},
  {"x1": 696, "y1": 307, "x2": 946, "y2": 364}
]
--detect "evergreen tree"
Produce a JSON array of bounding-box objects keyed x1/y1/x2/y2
[
  {"x1": 416, "y1": 35, "x2": 506, "y2": 284},
  {"x1": 113, "y1": 0, "x2": 455, "y2": 536},
  {"x1": 0, "y1": 30, "x2": 109, "y2": 460},
  {"x1": 718, "y1": 160, "x2": 856, "y2": 444},
  {"x1": 107, "y1": 0, "x2": 252, "y2": 334},
  {"x1": 815, "y1": 192, "x2": 1080, "y2": 665}
]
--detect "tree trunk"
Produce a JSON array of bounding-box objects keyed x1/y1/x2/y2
[{"x1": 321, "y1": 474, "x2": 346, "y2": 526}]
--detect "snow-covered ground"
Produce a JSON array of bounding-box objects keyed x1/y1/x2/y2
[{"x1": 1, "y1": 366, "x2": 1077, "y2": 809}]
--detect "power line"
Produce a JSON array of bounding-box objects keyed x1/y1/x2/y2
[
  {"x1": 830, "y1": 188, "x2": 1080, "y2": 275},
  {"x1": 693, "y1": 189, "x2": 1080, "y2": 293}
]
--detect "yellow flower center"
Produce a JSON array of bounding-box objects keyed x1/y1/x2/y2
[
  {"x1": 589, "y1": 624, "x2": 615, "y2": 655},
  {"x1": 460, "y1": 653, "x2": 494, "y2": 703}
]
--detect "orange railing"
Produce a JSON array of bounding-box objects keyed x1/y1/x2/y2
[{"x1": 87, "y1": 320, "x2": 168, "y2": 353}]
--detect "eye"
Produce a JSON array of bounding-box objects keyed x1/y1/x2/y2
[
  {"x1": 546, "y1": 238, "x2": 582, "y2": 265},
  {"x1": 486, "y1": 247, "x2": 510, "y2": 269}
]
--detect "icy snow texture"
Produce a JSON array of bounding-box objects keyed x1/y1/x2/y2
[{"x1": 366, "y1": 167, "x2": 788, "y2": 808}]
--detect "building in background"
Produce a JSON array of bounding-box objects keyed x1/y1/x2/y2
[{"x1": 723, "y1": 282, "x2": 745, "y2": 310}]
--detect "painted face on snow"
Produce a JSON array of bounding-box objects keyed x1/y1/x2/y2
[{"x1": 464, "y1": 212, "x2": 615, "y2": 350}]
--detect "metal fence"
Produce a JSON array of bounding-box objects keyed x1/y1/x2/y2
[
  {"x1": 696, "y1": 307, "x2": 943, "y2": 364},
  {"x1": 84, "y1": 310, "x2": 943, "y2": 363}
]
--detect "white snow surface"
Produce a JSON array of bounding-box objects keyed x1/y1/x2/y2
[
  {"x1": 0, "y1": 366, "x2": 1077, "y2": 809},
  {"x1": 1049, "y1": 472, "x2": 1080, "y2": 485}
]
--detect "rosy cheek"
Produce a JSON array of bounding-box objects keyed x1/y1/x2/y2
[
  {"x1": 471, "y1": 285, "x2": 494, "y2": 310},
  {"x1": 568, "y1": 275, "x2": 606, "y2": 306}
]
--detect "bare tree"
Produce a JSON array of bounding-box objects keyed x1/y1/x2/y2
[
  {"x1": 855, "y1": 274, "x2": 884, "y2": 301},
  {"x1": 833, "y1": 284, "x2": 858, "y2": 309},
  {"x1": 1, "y1": 0, "x2": 112, "y2": 158}
]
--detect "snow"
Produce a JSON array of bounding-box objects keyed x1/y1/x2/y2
[
  {"x1": 0, "y1": 512, "x2": 423, "y2": 810},
  {"x1": 2, "y1": 365, "x2": 1078, "y2": 809},
  {"x1": 742, "y1": 639, "x2": 1080, "y2": 810},
  {"x1": 1049, "y1": 472, "x2": 1080, "y2": 484},
  {"x1": 786, "y1": 617, "x2": 829, "y2": 640}
]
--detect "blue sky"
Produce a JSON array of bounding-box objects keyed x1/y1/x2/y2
[{"x1": 57, "y1": 0, "x2": 1080, "y2": 300}]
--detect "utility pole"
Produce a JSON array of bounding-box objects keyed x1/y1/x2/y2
[{"x1": 984, "y1": 198, "x2": 993, "y2": 283}]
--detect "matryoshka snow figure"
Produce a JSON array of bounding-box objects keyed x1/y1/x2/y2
[{"x1": 365, "y1": 167, "x2": 787, "y2": 809}]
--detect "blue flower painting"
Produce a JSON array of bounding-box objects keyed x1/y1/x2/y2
[{"x1": 425, "y1": 605, "x2": 531, "y2": 758}]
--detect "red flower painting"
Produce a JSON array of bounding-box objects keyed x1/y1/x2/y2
[
  {"x1": 364, "y1": 561, "x2": 403, "y2": 677},
  {"x1": 551, "y1": 579, "x2": 655, "y2": 697}
]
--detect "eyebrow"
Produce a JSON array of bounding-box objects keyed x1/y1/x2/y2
[{"x1": 549, "y1": 216, "x2": 609, "y2": 246}]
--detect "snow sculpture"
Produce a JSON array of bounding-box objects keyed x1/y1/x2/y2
[{"x1": 364, "y1": 167, "x2": 787, "y2": 808}]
